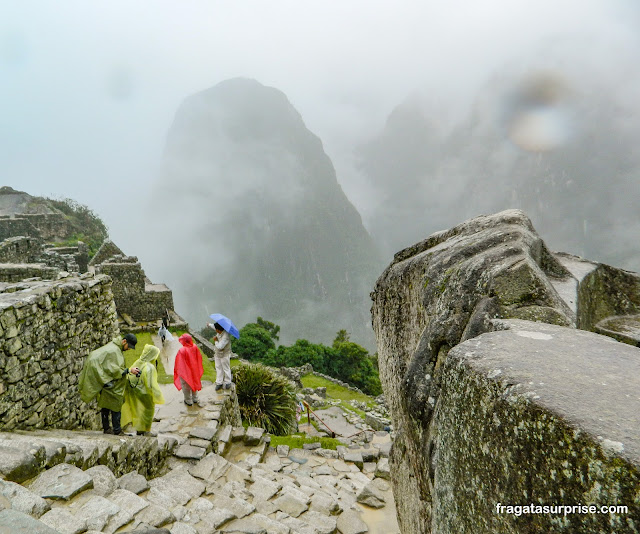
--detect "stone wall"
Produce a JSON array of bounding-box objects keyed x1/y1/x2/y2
[
  {"x1": 283, "y1": 363, "x2": 369, "y2": 395},
  {"x1": 0, "y1": 236, "x2": 42, "y2": 263},
  {"x1": 0, "y1": 273, "x2": 119, "y2": 431},
  {"x1": 0, "y1": 214, "x2": 76, "y2": 243},
  {"x1": 0, "y1": 236, "x2": 87, "y2": 275},
  {"x1": 19, "y1": 213, "x2": 74, "y2": 242},
  {"x1": 139, "y1": 283, "x2": 174, "y2": 322},
  {"x1": 0, "y1": 216, "x2": 40, "y2": 241},
  {"x1": 0, "y1": 264, "x2": 59, "y2": 283},
  {"x1": 44, "y1": 242, "x2": 89, "y2": 273},
  {"x1": 38, "y1": 250, "x2": 79, "y2": 274},
  {"x1": 96, "y1": 259, "x2": 175, "y2": 322},
  {"x1": 96, "y1": 259, "x2": 145, "y2": 318},
  {"x1": 88, "y1": 239, "x2": 124, "y2": 267}
]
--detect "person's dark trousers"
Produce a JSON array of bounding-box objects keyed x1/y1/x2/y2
[{"x1": 101, "y1": 408, "x2": 122, "y2": 434}]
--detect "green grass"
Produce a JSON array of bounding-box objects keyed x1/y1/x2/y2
[
  {"x1": 123, "y1": 331, "x2": 237, "y2": 385},
  {"x1": 300, "y1": 373, "x2": 376, "y2": 417},
  {"x1": 269, "y1": 433, "x2": 345, "y2": 450}
]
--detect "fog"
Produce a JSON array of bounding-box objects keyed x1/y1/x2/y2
[{"x1": 2, "y1": 1, "x2": 640, "y2": 339}]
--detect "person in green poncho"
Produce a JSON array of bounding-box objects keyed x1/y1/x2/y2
[
  {"x1": 78, "y1": 333, "x2": 140, "y2": 435},
  {"x1": 121, "y1": 344, "x2": 165, "y2": 436}
]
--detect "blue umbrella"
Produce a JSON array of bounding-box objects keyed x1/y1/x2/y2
[{"x1": 209, "y1": 313, "x2": 240, "y2": 339}]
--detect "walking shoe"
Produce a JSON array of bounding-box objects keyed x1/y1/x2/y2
[
  {"x1": 224, "y1": 383, "x2": 232, "y2": 390},
  {"x1": 103, "y1": 429, "x2": 114, "y2": 435},
  {"x1": 193, "y1": 398, "x2": 201, "y2": 406},
  {"x1": 215, "y1": 384, "x2": 223, "y2": 391},
  {"x1": 184, "y1": 400, "x2": 193, "y2": 406}
]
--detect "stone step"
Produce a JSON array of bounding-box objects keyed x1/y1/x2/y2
[
  {"x1": 1, "y1": 443, "x2": 398, "y2": 534},
  {"x1": 0, "y1": 429, "x2": 176, "y2": 483},
  {"x1": 170, "y1": 424, "x2": 271, "y2": 466},
  {"x1": 0, "y1": 379, "x2": 399, "y2": 533}
]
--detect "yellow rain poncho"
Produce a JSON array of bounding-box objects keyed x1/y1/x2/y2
[{"x1": 121, "y1": 344, "x2": 165, "y2": 432}]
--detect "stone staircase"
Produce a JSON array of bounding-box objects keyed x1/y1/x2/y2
[
  {"x1": 1, "y1": 437, "x2": 395, "y2": 534},
  {"x1": 0, "y1": 384, "x2": 398, "y2": 533}
]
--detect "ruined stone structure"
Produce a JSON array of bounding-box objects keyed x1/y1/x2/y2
[
  {"x1": 0, "y1": 274, "x2": 118, "y2": 432},
  {"x1": 0, "y1": 264, "x2": 60, "y2": 283},
  {"x1": 88, "y1": 239, "x2": 124, "y2": 268},
  {"x1": 0, "y1": 234, "x2": 86, "y2": 278},
  {"x1": 371, "y1": 209, "x2": 640, "y2": 533},
  {"x1": 44, "y1": 243, "x2": 89, "y2": 273},
  {"x1": 0, "y1": 229, "x2": 181, "y2": 330},
  {"x1": 0, "y1": 236, "x2": 42, "y2": 264},
  {"x1": 0, "y1": 203, "x2": 183, "y2": 433},
  {"x1": 95, "y1": 255, "x2": 175, "y2": 323},
  {"x1": 0, "y1": 213, "x2": 75, "y2": 243}
]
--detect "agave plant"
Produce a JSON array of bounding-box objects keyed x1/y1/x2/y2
[{"x1": 233, "y1": 363, "x2": 297, "y2": 435}]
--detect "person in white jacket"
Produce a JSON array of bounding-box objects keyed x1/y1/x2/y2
[{"x1": 209, "y1": 322, "x2": 233, "y2": 391}]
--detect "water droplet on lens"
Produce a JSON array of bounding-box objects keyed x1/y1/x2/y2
[{"x1": 504, "y1": 71, "x2": 573, "y2": 152}]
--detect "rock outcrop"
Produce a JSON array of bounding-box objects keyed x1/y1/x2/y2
[
  {"x1": 153, "y1": 77, "x2": 382, "y2": 347},
  {"x1": 371, "y1": 209, "x2": 640, "y2": 533}
]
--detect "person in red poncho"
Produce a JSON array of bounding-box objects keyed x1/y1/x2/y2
[{"x1": 173, "y1": 333, "x2": 204, "y2": 406}]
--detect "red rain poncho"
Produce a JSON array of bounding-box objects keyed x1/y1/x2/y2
[{"x1": 174, "y1": 333, "x2": 204, "y2": 392}]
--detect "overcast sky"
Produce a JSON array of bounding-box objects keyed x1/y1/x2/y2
[{"x1": 2, "y1": 1, "x2": 639, "y2": 259}]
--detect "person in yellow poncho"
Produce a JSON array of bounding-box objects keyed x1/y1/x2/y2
[{"x1": 121, "y1": 344, "x2": 165, "y2": 436}]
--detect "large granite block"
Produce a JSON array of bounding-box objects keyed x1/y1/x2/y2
[{"x1": 434, "y1": 320, "x2": 640, "y2": 533}]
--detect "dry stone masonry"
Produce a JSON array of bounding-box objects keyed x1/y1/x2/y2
[
  {"x1": 0, "y1": 236, "x2": 42, "y2": 264},
  {"x1": 371, "y1": 209, "x2": 640, "y2": 533},
  {"x1": 95, "y1": 255, "x2": 174, "y2": 324},
  {"x1": 0, "y1": 273, "x2": 118, "y2": 432}
]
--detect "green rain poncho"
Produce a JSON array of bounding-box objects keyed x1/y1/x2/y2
[
  {"x1": 78, "y1": 338, "x2": 128, "y2": 412},
  {"x1": 121, "y1": 344, "x2": 165, "y2": 432}
]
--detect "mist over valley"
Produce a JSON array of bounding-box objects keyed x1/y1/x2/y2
[{"x1": 3, "y1": 1, "x2": 639, "y2": 349}]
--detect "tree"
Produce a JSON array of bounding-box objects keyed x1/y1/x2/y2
[
  {"x1": 233, "y1": 322, "x2": 278, "y2": 360},
  {"x1": 256, "y1": 317, "x2": 280, "y2": 341},
  {"x1": 333, "y1": 329, "x2": 349, "y2": 344},
  {"x1": 263, "y1": 339, "x2": 334, "y2": 372},
  {"x1": 261, "y1": 331, "x2": 382, "y2": 395},
  {"x1": 200, "y1": 324, "x2": 217, "y2": 341},
  {"x1": 331, "y1": 332, "x2": 382, "y2": 395}
]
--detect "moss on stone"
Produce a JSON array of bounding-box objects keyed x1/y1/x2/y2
[
  {"x1": 504, "y1": 305, "x2": 573, "y2": 326},
  {"x1": 435, "y1": 355, "x2": 640, "y2": 533}
]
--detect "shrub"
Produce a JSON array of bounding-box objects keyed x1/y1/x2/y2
[
  {"x1": 234, "y1": 363, "x2": 297, "y2": 435},
  {"x1": 46, "y1": 197, "x2": 108, "y2": 256}
]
